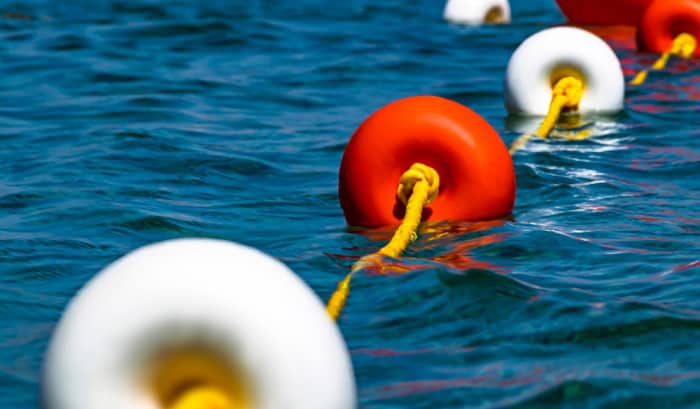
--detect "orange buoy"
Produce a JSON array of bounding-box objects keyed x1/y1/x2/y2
[
  {"x1": 638, "y1": 0, "x2": 700, "y2": 57},
  {"x1": 338, "y1": 96, "x2": 515, "y2": 228},
  {"x1": 555, "y1": 0, "x2": 652, "y2": 26}
]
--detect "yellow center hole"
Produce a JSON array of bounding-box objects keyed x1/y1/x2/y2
[
  {"x1": 484, "y1": 7, "x2": 505, "y2": 23},
  {"x1": 550, "y1": 67, "x2": 583, "y2": 89},
  {"x1": 149, "y1": 348, "x2": 251, "y2": 409}
]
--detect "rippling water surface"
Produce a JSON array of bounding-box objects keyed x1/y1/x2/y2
[{"x1": 2, "y1": 0, "x2": 700, "y2": 407}]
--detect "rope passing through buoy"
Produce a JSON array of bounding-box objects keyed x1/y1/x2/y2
[
  {"x1": 504, "y1": 27, "x2": 625, "y2": 153},
  {"x1": 631, "y1": 0, "x2": 700, "y2": 85},
  {"x1": 327, "y1": 163, "x2": 440, "y2": 320},
  {"x1": 509, "y1": 76, "x2": 583, "y2": 154},
  {"x1": 630, "y1": 33, "x2": 697, "y2": 85},
  {"x1": 443, "y1": 0, "x2": 511, "y2": 25},
  {"x1": 42, "y1": 239, "x2": 357, "y2": 409},
  {"x1": 332, "y1": 96, "x2": 515, "y2": 320}
]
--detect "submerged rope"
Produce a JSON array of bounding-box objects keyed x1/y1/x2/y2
[
  {"x1": 326, "y1": 163, "x2": 440, "y2": 320},
  {"x1": 631, "y1": 33, "x2": 697, "y2": 85},
  {"x1": 509, "y1": 76, "x2": 584, "y2": 155}
]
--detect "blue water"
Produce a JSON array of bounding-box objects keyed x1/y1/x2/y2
[{"x1": 2, "y1": 0, "x2": 700, "y2": 407}]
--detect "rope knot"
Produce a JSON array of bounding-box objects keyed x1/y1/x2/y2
[
  {"x1": 552, "y1": 76, "x2": 583, "y2": 109},
  {"x1": 396, "y1": 163, "x2": 440, "y2": 206},
  {"x1": 517, "y1": 75, "x2": 585, "y2": 142},
  {"x1": 672, "y1": 33, "x2": 697, "y2": 59}
]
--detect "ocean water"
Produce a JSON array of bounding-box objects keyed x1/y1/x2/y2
[{"x1": 1, "y1": 0, "x2": 700, "y2": 407}]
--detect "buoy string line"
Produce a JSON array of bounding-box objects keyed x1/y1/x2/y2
[
  {"x1": 631, "y1": 33, "x2": 697, "y2": 85},
  {"x1": 103, "y1": 34, "x2": 698, "y2": 409},
  {"x1": 326, "y1": 163, "x2": 440, "y2": 320},
  {"x1": 509, "y1": 76, "x2": 584, "y2": 155}
]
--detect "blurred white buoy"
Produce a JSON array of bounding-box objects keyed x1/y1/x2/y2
[
  {"x1": 42, "y1": 238, "x2": 356, "y2": 409},
  {"x1": 505, "y1": 26, "x2": 625, "y2": 116},
  {"x1": 443, "y1": 0, "x2": 511, "y2": 25}
]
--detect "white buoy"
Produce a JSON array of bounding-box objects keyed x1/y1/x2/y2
[
  {"x1": 443, "y1": 0, "x2": 511, "y2": 25},
  {"x1": 42, "y1": 238, "x2": 356, "y2": 409},
  {"x1": 505, "y1": 27, "x2": 625, "y2": 116}
]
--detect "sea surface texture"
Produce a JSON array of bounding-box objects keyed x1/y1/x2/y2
[{"x1": 1, "y1": 0, "x2": 700, "y2": 408}]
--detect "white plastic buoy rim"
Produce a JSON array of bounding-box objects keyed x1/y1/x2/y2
[
  {"x1": 504, "y1": 26, "x2": 625, "y2": 116},
  {"x1": 443, "y1": 0, "x2": 511, "y2": 25},
  {"x1": 42, "y1": 238, "x2": 357, "y2": 409}
]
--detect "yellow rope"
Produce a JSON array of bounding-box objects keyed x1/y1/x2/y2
[
  {"x1": 326, "y1": 163, "x2": 440, "y2": 320},
  {"x1": 169, "y1": 386, "x2": 240, "y2": 409},
  {"x1": 153, "y1": 348, "x2": 249, "y2": 409},
  {"x1": 563, "y1": 128, "x2": 592, "y2": 141},
  {"x1": 631, "y1": 33, "x2": 697, "y2": 85},
  {"x1": 326, "y1": 270, "x2": 354, "y2": 321},
  {"x1": 509, "y1": 76, "x2": 583, "y2": 155}
]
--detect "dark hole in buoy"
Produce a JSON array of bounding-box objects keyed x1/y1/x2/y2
[
  {"x1": 484, "y1": 6, "x2": 505, "y2": 23},
  {"x1": 165, "y1": 378, "x2": 207, "y2": 406},
  {"x1": 392, "y1": 200, "x2": 433, "y2": 222}
]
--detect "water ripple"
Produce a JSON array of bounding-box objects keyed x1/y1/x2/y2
[{"x1": 1, "y1": 0, "x2": 700, "y2": 408}]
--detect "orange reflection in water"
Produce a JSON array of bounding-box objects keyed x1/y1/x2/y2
[
  {"x1": 627, "y1": 74, "x2": 700, "y2": 111},
  {"x1": 402, "y1": 219, "x2": 510, "y2": 274},
  {"x1": 337, "y1": 219, "x2": 511, "y2": 275}
]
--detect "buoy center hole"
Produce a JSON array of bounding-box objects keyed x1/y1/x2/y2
[
  {"x1": 149, "y1": 347, "x2": 250, "y2": 409},
  {"x1": 484, "y1": 6, "x2": 505, "y2": 23},
  {"x1": 668, "y1": 17, "x2": 696, "y2": 40},
  {"x1": 549, "y1": 66, "x2": 584, "y2": 89}
]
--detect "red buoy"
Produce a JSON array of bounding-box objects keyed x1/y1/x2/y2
[
  {"x1": 338, "y1": 96, "x2": 515, "y2": 228},
  {"x1": 556, "y1": 0, "x2": 652, "y2": 26},
  {"x1": 638, "y1": 0, "x2": 700, "y2": 57}
]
